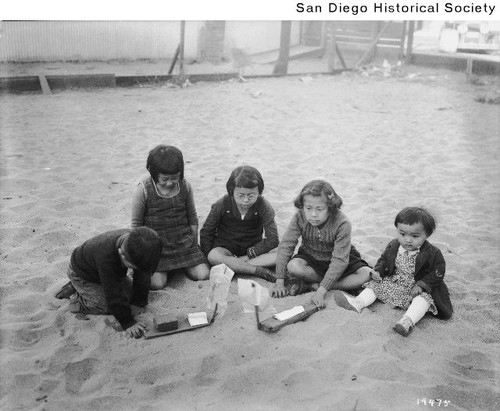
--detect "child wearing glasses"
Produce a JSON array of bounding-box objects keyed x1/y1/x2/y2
[
  {"x1": 131, "y1": 145, "x2": 210, "y2": 290},
  {"x1": 200, "y1": 165, "x2": 279, "y2": 282}
]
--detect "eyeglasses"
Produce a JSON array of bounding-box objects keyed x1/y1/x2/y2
[{"x1": 235, "y1": 193, "x2": 258, "y2": 201}]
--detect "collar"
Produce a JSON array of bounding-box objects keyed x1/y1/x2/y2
[
  {"x1": 153, "y1": 179, "x2": 180, "y2": 198},
  {"x1": 397, "y1": 245, "x2": 420, "y2": 256}
]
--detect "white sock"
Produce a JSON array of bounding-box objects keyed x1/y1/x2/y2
[
  {"x1": 357, "y1": 288, "x2": 377, "y2": 308},
  {"x1": 404, "y1": 295, "x2": 430, "y2": 325}
]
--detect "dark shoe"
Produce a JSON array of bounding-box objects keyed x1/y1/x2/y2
[
  {"x1": 254, "y1": 267, "x2": 277, "y2": 283},
  {"x1": 55, "y1": 281, "x2": 76, "y2": 299}
]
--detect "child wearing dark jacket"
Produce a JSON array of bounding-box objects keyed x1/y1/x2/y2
[
  {"x1": 55, "y1": 227, "x2": 162, "y2": 338},
  {"x1": 334, "y1": 207, "x2": 453, "y2": 337},
  {"x1": 200, "y1": 165, "x2": 279, "y2": 282}
]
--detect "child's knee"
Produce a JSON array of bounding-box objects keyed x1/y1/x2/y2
[
  {"x1": 186, "y1": 264, "x2": 210, "y2": 281},
  {"x1": 286, "y1": 259, "x2": 303, "y2": 278},
  {"x1": 150, "y1": 272, "x2": 168, "y2": 290},
  {"x1": 207, "y1": 248, "x2": 230, "y2": 265}
]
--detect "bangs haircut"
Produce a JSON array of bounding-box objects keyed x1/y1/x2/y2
[
  {"x1": 394, "y1": 207, "x2": 436, "y2": 236},
  {"x1": 146, "y1": 145, "x2": 184, "y2": 182},
  {"x1": 127, "y1": 227, "x2": 162, "y2": 274},
  {"x1": 226, "y1": 165, "x2": 264, "y2": 196},
  {"x1": 294, "y1": 179, "x2": 343, "y2": 216}
]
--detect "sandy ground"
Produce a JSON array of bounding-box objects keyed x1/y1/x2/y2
[{"x1": 1, "y1": 62, "x2": 499, "y2": 411}]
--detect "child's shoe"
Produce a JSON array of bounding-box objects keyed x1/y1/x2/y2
[
  {"x1": 333, "y1": 290, "x2": 363, "y2": 313},
  {"x1": 254, "y1": 267, "x2": 277, "y2": 283},
  {"x1": 393, "y1": 315, "x2": 414, "y2": 337},
  {"x1": 55, "y1": 281, "x2": 76, "y2": 299}
]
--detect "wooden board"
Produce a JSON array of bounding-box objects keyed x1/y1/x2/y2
[
  {"x1": 144, "y1": 308, "x2": 216, "y2": 340},
  {"x1": 38, "y1": 74, "x2": 52, "y2": 95},
  {"x1": 260, "y1": 302, "x2": 320, "y2": 333}
]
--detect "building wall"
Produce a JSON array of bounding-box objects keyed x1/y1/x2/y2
[
  {"x1": 0, "y1": 21, "x2": 301, "y2": 63},
  {"x1": 225, "y1": 21, "x2": 301, "y2": 55},
  {"x1": 0, "y1": 21, "x2": 203, "y2": 62}
]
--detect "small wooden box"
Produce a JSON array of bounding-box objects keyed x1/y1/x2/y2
[{"x1": 153, "y1": 316, "x2": 179, "y2": 332}]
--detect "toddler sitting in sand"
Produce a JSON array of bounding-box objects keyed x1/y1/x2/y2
[
  {"x1": 55, "y1": 227, "x2": 162, "y2": 338},
  {"x1": 131, "y1": 145, "x2": 210, "y2": 289},
  {"x1": 334, "y1": 207, "x2": 453, "y2": 337},
  {"x1": 271, "y1": 180, "x2": 372, "y2": 308},
  {"x1": 200, "y1": 165, "x2": 279, "y2": 282}
]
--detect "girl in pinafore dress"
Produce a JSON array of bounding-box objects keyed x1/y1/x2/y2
[
  {"x1": 131, "y1": 145, "x2": 209, "y2": 289},
  {"x1": 334, "y1": 207, "x2": 453, "y2": 337}
]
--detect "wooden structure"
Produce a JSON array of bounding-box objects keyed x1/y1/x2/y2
[{"x1": 302, "y1": 21, "x2": 410, "y2": 71}]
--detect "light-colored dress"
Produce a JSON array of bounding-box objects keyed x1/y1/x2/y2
[{"x1": 365, "y1": 245, "x2": 437, "y2": 314}]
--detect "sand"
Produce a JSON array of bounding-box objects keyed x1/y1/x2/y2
[{"x1": 1, "y1": 64, "x2": 499, "y2": 411}]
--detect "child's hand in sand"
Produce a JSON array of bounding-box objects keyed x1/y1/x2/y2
[
  {"x1": 410, "y1": 284, "x2": 423, "y2": 298},
  {"x1": 310, "y1": 287, "x2": 327, "y2": 308},
  {"x1": 370, "y1": 270, "x2": 382, "y2": 282},
  {"x1": 126, "y1": 322, "x2": 147, "y2": 339},
  {"x1": 271, "y1": 279, "x2": 288, "y2": 298}
]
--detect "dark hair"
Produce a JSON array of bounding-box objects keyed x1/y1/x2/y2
[
  {"x1": 394, "y1": 207, "x2": 436, "y2": 236},
  {"x1": 146, "y1": 145, "x2": 184, "y2": 183},
  {"x1": 294, "y1": 180, "x2": 343, "y2": 216},
  {"x1": 226, "y1": 165, "x2": 264, "y2": 196},
  {"x1": 127, "y1": 227, "x2": 162, "y2": 274}
]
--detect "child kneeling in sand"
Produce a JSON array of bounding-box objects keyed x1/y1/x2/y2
[
  {"x1": 55, "y1": 227, "x2": 162, "y2": 338},
  {"x1": 132, "y1": 145, "x2": 210, "y2": 289},
  {"x1": 271, "y1": 180, "x2": 372, "y2": 308},
  {"x1": 334, "y1": 207, "x2": 453, "y2": 337},
  {"x1": 200, "y1": 165, "x2": 279, "y2": 282}
]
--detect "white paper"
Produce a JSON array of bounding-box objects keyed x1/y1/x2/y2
[
  {"x1": 206, "y1": 263, "x2": 235, "y2": 317},
  {"x1": 237, "y1": 278, "x2": 275, "y2": 315},
  {"x1": 187, "y1": 312, "x2": 208, "y2": 326},
  {"x1": 274, "y1": 306, "x2": 305, "y2": 321}
]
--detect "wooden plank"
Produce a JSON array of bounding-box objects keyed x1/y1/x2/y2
[
  {"x1": 335, "y1": 43, "x2": 347, "y2": 69},
  {"x1": 144, "y1": 310, "x2": 215, "y2": 340},
  {"x1": 38, "y1": 74, "x2": 52, "y2": 95},
  {"x1": 260, "y1": 302, "x2": 320, "y2": 333},
  {"x1": 355, "y1": 22, "x2": 392, "y2": 68},
  {"x1": 167, "y1": 44, "x2": 180, "y2": 75}
]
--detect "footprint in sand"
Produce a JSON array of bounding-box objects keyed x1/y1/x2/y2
[
  {"x1": 447, "y1": 351, "x2": 495, "y2": 381},
  {"x1": 193, "y1": 354, "x2": 221, "y2": 387},
  {"x1": 9, "y1": 327, "x2": 43, "y2": 350},
  {"x1": 64, "y1": 358, "x2": 100, "y2": 393}
]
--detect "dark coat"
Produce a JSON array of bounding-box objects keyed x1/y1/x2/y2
[{"x1": 374, "y1": 239, "x2": 453, "y2": 319}]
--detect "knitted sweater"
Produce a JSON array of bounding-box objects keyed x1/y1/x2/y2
[{"x1": 275, "y1": 210, "x2": 352, "y2": 290}]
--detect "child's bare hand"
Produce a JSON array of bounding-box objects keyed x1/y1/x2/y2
[
  {"x1": 370, "y1": 270, "x2": 382, "y2": 282},
  {"x1": 271, "y1": 279, "x2": 288, "y2": 298},
  {"x1": 126, "y1": 322, "x2": 147, "y2": 339},
  {"x1": 410, "y1": 284, "x2": 423, "y2": 298},
  {"x1": 310, "y1": 287, "x2": 327, "y2": 309},
  {"x1": 238, "y1": 255, "x2": 250, "y2": 262}
]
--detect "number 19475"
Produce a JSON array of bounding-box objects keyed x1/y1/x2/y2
[{"x1": 417, "y1": 398, "x2": 451, "y2": 407}]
